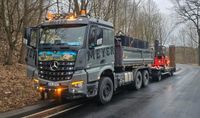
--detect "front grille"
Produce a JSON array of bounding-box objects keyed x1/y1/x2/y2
[{"x1": 38, "y1": 61, "x2": 75, "y2": 81}]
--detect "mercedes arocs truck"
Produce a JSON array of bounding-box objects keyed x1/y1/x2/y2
[{"x1": 24, "y1": 12, "x2": 175, "y2": 104}]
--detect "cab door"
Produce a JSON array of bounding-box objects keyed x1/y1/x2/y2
[
  {"x1": 24, "y1": 27, "x2": 39, "y2": 78},
  {"x1": 86, "y1": 25, "x2": 115, "y2": 82},
  {"x1": 86, "y1": 25, "x2": 102, "y2": 82}
]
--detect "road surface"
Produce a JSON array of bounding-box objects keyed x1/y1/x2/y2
[{"x1": 53, "y1": 64, "x2": 200, "y2": 118}]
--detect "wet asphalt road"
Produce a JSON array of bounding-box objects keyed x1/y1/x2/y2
[{"x1": 53, "y1": 64, "x2": 200, "y2": 118}]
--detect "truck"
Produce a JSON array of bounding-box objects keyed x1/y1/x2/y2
[{"x1": 24, "y1": 10, "x2": 175, "y2": 104}]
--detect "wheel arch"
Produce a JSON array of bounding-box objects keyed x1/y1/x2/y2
[
  {"x1": 100, "y1": 69, "x2": 114, "y2": 82},
  {"x1": 98, "y1": 67, "x2": 115, "y2": 90},
  {"x1": 132, "y1": 67, "x2": 150, "y2": 76}
]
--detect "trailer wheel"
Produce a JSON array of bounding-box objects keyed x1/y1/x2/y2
[
  {"x1": 142, "y1": 70, "x2": 149, "y2": 87},
  {"x1": 98, "y1": 77, "x2": 113, "y2": 104},
  {"x1": 155, "y1": 71, "x2": 162, "y2": 82},
  {"x1": 134, "y1": 71, "x2": 142, "y2": 90},
  {"x1": 170, "y1": 71, "x2": 174, "y2": 76}
]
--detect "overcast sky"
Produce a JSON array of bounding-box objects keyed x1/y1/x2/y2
[
  {"x1": 153, "y1": 0, "x2": 173, "y2": 14},
  {"x1": 153, "y1": 0, "x2": 181, "y2": 46}
]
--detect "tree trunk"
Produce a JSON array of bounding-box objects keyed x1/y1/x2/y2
[
  {"x1": 198, "y1": 38, "x2": 200, "y2": 66},
  {"x1": 57, "y1": 0, "x2": 59, "y2": 14},
  {"x1": 68, "y1": 0, "x2": 71, "y2": 12},
  {"x1": 18, "y1": 44, "x2": 26, "y2": 64},
  {"x1": 113, "y1": 0, "x2": 117, "y2": 30},
  {"x1": 73, "y1": 0, "x2": 80, "y2": 15},
  {"x1": 6, "y1": 46, "x2": 14, "y2": 65},
  {"x1": 124, "y1": 0, "x2": 127, "y2": 34},
  {"x1": 18, "y1": 0, "x2": 28, "y2": 64},
  {"x1": 198, "y1": 29, "x2": 200, "y2": 66}
]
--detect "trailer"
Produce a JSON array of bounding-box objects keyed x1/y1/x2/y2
[
  {"x1": 151, "y1": 40, "x2": 176, "y2": 81},
  {"x1": 24, "y1": 8, "x2": 175, "y2": 104}
]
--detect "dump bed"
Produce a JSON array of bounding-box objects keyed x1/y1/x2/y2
[
  {"x1": 115, "y1": 35, "x2": 154, "y2": 67},
  {"x1": 122, "y1": 47, "x2": 153, "y2": 66}
]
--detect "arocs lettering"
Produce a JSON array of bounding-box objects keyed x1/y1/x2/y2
[{"x1": 88, "y1": 46, "x2": 114, "y2": 61}]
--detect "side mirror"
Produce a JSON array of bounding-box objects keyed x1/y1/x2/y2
[
  {"x1": 24, "y1": 28, "x2": 31, "y2": 45},
  {"x1": 96, "y1": 38, "x2": 102, "y2": 46},
  {"x1": 89, "y1": 38, "x2": 102, "y2": 49}
]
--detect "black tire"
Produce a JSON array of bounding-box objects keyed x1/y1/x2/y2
[
  {"x1": 41, "y1": 91, "x2": 54, "y2": 100},
  {"x1": 155, "y1": 71, "x2": 161, "y2": 82},
  {"x1": 134, "y1": 71, "x2": 142, "y2": 90},
  {"x1": 170, "y1": 71, "x2": 174, "y2": 76},
  {"x1": 40, "y1": 91, "x2": 45, "y2": 100},
  {"x1": 142, "y1": 70, "x2": 149, "y2": 87},
  {"x1": 98, "y1": 77, "x2": 113, "y2": 104},
  {"x1": 47, "y1": 91, "x2": 53, "y2": 99}
]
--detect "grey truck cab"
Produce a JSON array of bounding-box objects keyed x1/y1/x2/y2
[{"x1": 24, "y1": 16, "x2": 116, "y2": 103}]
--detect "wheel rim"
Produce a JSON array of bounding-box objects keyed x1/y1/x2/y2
[
  {"x1": 144, "y1": 72, "x2": 149, "y2": 85},
  {"x1": 170, "y1": 71, "x2": 173, "y2": 76},
  {"x1": 136, "y1": 73, "x2": 142, "y2": 88},
  {"x1": 103, "y1": 83, "x2": 112, "y2": 98}
]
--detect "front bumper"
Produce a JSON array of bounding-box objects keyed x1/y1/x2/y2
[{"x1": 33, "y1": 69, "x2": 98, "y2": 99}]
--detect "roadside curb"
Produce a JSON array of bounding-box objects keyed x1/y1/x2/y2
[{"x1": 0, "y1": 100, "x2": 53, "y2": 118}]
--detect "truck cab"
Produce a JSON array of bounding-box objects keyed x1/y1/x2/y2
[{"x1": 24, "y1": 16, "x2": 115, "y2": 102}]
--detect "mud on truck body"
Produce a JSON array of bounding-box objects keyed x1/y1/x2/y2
[{"x1": 24, "y1": 15, "x2": 156, "y2": 104}]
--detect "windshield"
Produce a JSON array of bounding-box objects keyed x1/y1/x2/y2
[{"x1": 40, "y1": 25, "x2": 87, "y2": 47}]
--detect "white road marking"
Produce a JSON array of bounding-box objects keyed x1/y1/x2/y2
[
  {"x1": 44, "y1": 104, "x2": 83, "y2": 118},
  {"x1": 22, "y1": 103, "x2": 70, "y2": 118}
]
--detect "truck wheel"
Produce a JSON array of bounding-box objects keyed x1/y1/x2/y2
[
  {"x1": 142, "y1": 70, "x2": 149, "y2": 87},
  {"x1": 40, "y1": 92, "x2": 45, "y2": 100},
  {"x1": 156, "y1": 71, "x2": 162, "y2": 82},
  {"x1": 170, "y1": 71, "x2": 174, "y2": 76},
  {"x1": 134, "y1": 71, "x2": 142, "y2": 90},
  {"x1": 98, "y1": 77, "x2": 113, "y2": 104}
]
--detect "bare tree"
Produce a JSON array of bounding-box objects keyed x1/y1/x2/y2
[
  {"x1": 136, "y1": 0, "x2": 161, "y2": 43},
  {"x1": 0, "y1": 0, "x2": 168, "y2": 65},
  {"x1": 90, "y1": 0, "x2": 115, "y2": 21},
  {"x1": 179, "y1": 29, "x2": 187, "y2": 63},
  {"x1": 0, "y1": 0, "x2": 49, "y2": 65},
  {"x1": 173, "y1": 0, "x2": 200, "y2": 65}
]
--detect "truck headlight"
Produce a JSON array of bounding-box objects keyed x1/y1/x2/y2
[
  {"x1": 55, "y1": 88, "x2": 63, "y2": 96},
  {"x1": 39, "y1": 86, "x2": 45, "y2": 91},
  {"x1": 71, "y1": 81, "x2": 84, "y2": 88},
  {"x1": 33, "y1": 79, "x2": 39, "y2": 84}
]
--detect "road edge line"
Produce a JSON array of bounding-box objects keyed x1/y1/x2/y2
[
  {"x1": 22, "y1": 103, "x2": 69, "y2": 118},
  {"x1": 44, "y1": 104, "x2": 83, "y2": 118}
]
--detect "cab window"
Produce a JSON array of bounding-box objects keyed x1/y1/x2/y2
[
  {"x1": 89, "y1": 26, "x2": 103, "y2": 47},
  {"x1": 103, "y1": 28, "x2": 114, "y2": 45},
  {"x1": 30, "y1": 30, "x2": 37, "y2": 47}
]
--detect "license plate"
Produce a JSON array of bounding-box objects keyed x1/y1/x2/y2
[{"x1": 47, "y1": 82, "x2": 59, "y2": 87}]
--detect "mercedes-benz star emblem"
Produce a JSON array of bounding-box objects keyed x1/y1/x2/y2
[{"x1": 50, "y1": 61, "x2": 59, "y2": 71}]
